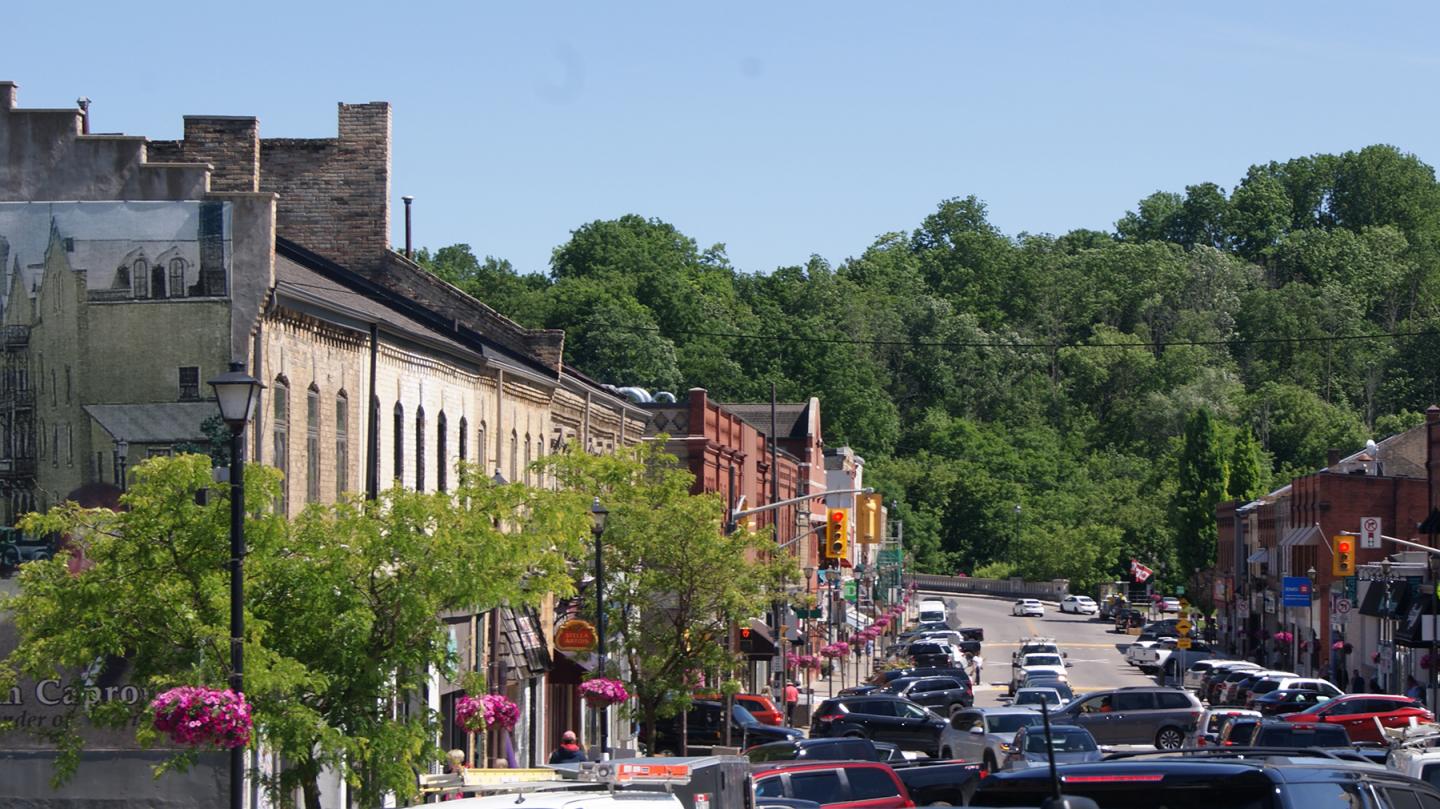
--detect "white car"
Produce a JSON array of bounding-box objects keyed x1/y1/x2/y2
[
  {"x1": 1012, "y1": 599, "x2": 1045, "y2": 617},
  {"x1": 1012, "y1": 687, "x2": 1064, "y2": 711},
  {"x1": 1011, "y1": 653, "x2": 1068, "y2": 693},
  {"x1": 1159, "y1": 597, "x2": 1181, "y2": 613},
  {"x1": 1059, "y1": 595, "x2": 1097, "y2": 615},
  {"x1": 1186, "y1": 707, "x2": 1261, "y2": 747}
]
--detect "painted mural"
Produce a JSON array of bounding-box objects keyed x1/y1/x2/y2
[{"x1": 0, "y1": 201, "x2": 231, "y2": 305}]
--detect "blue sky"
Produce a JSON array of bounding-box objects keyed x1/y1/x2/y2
[{"x1": 9, "y1": 3, "x2": 1440, "y2": 277}]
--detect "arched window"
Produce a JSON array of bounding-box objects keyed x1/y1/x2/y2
[
  {"x1": 415, "y1": 407, "x2": 426, "y2": 491},
  {"x1": 306, "y1": 385, "x2": 321, "y2": 504},
  {"x1": 437, "y1": 412, "x2": 448, "y2": 492},
  {"x1": 169, "y1": 258, "x2": 186, "y2": 298},
  {"x1": 537, "y1": 437, "x2": 546, "y2": 487},
  {"x1": 509, "y1": 430, "x2": 518, "y2": 483},
  {"x1": 458, "y1": 417, "x2": 469, "y2": 468},
  {"x1": 273, "y1": 377, "x2": 289, "y2": 514},
  {"x1": 524, "y1": 433, "x2": 532, "y2": 485},
  {"x1": 393, "y1": 403, "x2": 404, "y2": 486},
  {"x1": 478, "y1": 421, "x2": 488, "y2": 477},
  {"x1": 132, "y1": 259, "x2": 149, "y2": 298},
  {"x1": 335, "y1": 392, "x2": 349, "y2": 498}
]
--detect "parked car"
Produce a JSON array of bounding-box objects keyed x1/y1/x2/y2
[
  {"x1": 694, "y1": 692, "x2": 784, "y2": 726},
  {"x1": 1018, "y1": 675, "x2": 1074, "y2": 702},
  {"x1": 1243, "y1": 676, "x2": 1342, "y2": 709},
  {"x1": 1011, "y1": 688, "x2": 1063, "y2": 712},
  {"x1": 1216, "y1": 716, "x2": 1264, "y2": 747},
  {"x1": 888, "y1": 675, "x2": 973, "y2": 715},
  {"x1": 1050, "y1": 686, "x2": 1203, "y2": 749},
  {"x1": 1010, "y1": 653, "x2": 1068, "y2": 695},
  {"x1": 809, "y1": 695, "x2": 946, "y2": 755},
  {"x1": 879, "y1": 666, "x2": 973, "y2": 687},
  {"x1": 1282, "y1": 693, "x2": 1434, "y2": 743},
  {"x1": 0, "y1": 528, "x2": 54, "y2": 575},
  {"x1": 1002, "y1": 724, "x2": 1102, "y2": 770},
  {"x1": 1159, "y1": 597, "x2": 1181, "y2": 613},
  {"x1": 1012, "y1": 599, "x2": 1044, "y2": 617},
  {"x1": 972, "y1": 750, "x2": 1440, "y2": 808},
  {"x1": 906, "y1": 641, "x2": 959, "y2": 669},
  {"x1": 1220, "y1": 669, "x2": 1295, "y2": 706},
  {"x1": 1254, "y1": 689, "x2": 1335, "y2": 716},
  {"x1": 838, "y1": 685, "x2": 884, "y2": 697},
  {"x1": 888, "y1": 760, "x2": 984, "y2": 807},
  {"x1": 751, "y1": 761, "x2": 914, "y2": 809},
  {"x1": 746, "y1": 737, "x2": 883, "y2": 763},
  {"x1": 1186, "y1": 707, "x2": 1261, "y2": 747},
  {"x1": 643, "y1": 700, "x2": 801, "y2": 753},
  {"x1": 940, "y1": 707, "x2": 1045, "y2": 772},
  {"x1": 1210, "y1": 667, "x2": 1277, "y2": 705},
  {"x1": 1059, "y1": 595, "x2": 1098, "y2": 615},
  {"x1": 1249, "y1": 719, "x2": 1351, "y2": 748},
  {"x1": 1194, "y1": 660, "x2": 1260, "y2": 697}
]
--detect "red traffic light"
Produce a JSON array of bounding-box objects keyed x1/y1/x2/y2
[
  {"x1": 1338, "y1": 540, "x2": 1352, "y2": 553},
  {"x1": 831, "y1": 511, "x2": 845, "y2": 523},
  {"x1": 740, "y1": 627, "x2": 751, "y2": 639}
]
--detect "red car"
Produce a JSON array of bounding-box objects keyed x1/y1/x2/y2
[
  {"x1": 752, "y1": 761, "x2": 915, "y2": 809},
  {"x1": 694, "y1": 693, "x2": 784, "y2": 726},
  {"x1": 1281, "y1": 693, "x2": 1432, "y2": 743}
]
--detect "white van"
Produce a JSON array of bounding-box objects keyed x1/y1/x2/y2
[{"x1": 917, "y1": 599, "x2": 948, "y2": 624}]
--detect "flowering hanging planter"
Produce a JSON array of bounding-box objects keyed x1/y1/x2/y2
[
  {"x1": 579, "y1": 677, "x2": 630, "y2": 708},
  {"x1": 455, "y1": 693, "x2": 520, "y2": 733},
  {"x1": 819, "y1": 642, "x2": 849, "y2": 659},
  {"x1": 1332, "y1": 641, "x2": 1353, "y2": 654},
  {"x1": 150, "y1": 686, "x2": 252, "y2": 750},
  {"x1": 1273, "y1": 631, "x2": 1294, "y2": 644},
  {"x1": 1424, "y1": 654, "x2": 1437, "y2": 671}
]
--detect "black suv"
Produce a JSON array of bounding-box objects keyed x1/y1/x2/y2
[
  {"x1": 745, "y1": 737, "x2": 882, "y2": 762},
  {"x1": 907, "y1": 642, "x2": 956, "y2": 668},
  {"x1": 887, "y1": 675, "x2": 974, "y2": 714},
  {"x1": 810, "y1": 695, "x2": 946, "y2": 755},
  {"x1": 644, "y1": 700, "x2": 801, "y2": 754},
  {"x1": 972, "y1": 753, "x2": 1440, "y2": 808}
]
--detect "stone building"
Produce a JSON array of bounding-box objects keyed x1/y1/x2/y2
[{"x1": 0, "y1": 81, "x2": 646, "y2": 806}]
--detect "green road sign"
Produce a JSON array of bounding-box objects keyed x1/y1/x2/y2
[{"x1": 843, "y1": 580, "x2": 857, "y2": 602}]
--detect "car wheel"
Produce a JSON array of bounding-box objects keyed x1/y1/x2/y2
[
  {"x1": 1155, "y1": 726, "x2": 1185, "y2": 750},
  {"x1": 843, "y1": 730, "x2": 867, "y2": 739}
]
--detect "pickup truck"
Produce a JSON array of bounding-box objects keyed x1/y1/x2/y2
[
  {"x1": 1131, "y1": 639, "x2": 1212, "y2": 674},
  {"x1": 891, "y1": 760, "x2": 984, "y2": 806}
]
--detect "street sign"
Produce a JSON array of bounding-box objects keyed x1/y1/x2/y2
[
  {"x1": 1345, "y1": 575, "x2": 1358, "y2": 601},
  {"x1": 1176, "y1": 620, "x2": 1193, "y2": 636},
  {"x1": 1362, "y1": 517, "x2": 1382, "y2": 550},
  {"x1": 1335, "y1": 597, "x2": 1352, "y2": 615},
  {"x1": 1282, "y1": 576, "x2": 1313, "y2": 607},
  {"x1": 554, "y1": 619, "x2": 598, "y2": 652},
  {"x1": 1176, "y1": 638, "x2": 1192, "y2": 650}
]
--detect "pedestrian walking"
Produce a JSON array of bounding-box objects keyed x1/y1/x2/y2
[
  {"x1": 548, "y1": 730, "x2": 587, "y2": 764},
  {"x1": 784, "y1": 680, "x2": 800, "y2": 726}
]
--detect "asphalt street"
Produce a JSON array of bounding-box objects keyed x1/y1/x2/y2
[{"x1": 917, "y1": 590, "x2": 1157, "y2": 707}]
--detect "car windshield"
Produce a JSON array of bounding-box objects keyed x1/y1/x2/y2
[
  {"x1": 1016, "y1": 691, "x2": 1060, "y2": 706},
  {"x1": 987, "y1": 713, "x2": 1045, "y2": 734},
  {"x1": 731, "y1": 705, "x2": 760, "y2": 726},
  {"x1": 1024, "y1": 729, "x2": 1097, "y2": 753},
  {"x1": 1024, "y1": 655, "x2": 1062, "y2": 666}
]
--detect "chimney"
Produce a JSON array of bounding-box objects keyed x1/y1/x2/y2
[
  {"x1": 402, "y1": 195, "x2": 414, "y2": 259},
  {"x1": 1327, "y1": 448, "x2": 1342, "y2": 468},
  {"x1": 76, "y1": 97, "x2": 90, "y2": 134},
  {"x1": 0, "y1": 81, "x2": 17, "y2": 111}
]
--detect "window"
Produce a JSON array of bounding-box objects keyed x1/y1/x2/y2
[
  {"x1": 849, "y1": 700, "x2": 894, "y2": 717},
  {"x1": 273, "y1": 378, "x2": 289, "y2": 514},
  {"x1": 458, "y1": 417, "x2": 468, "y2": 467},
  {"x1": 393, "y1": 403, "x2": 404, "y2": 486},
  {"x1": 335, "y1": 393, "x2": 348, "y2": 498},
  {"x1": 51, "y1": 424, "x2": 57, "y2": 466},
  {"x1": 178, "y1": 366, "x2": 200, "y2": 401},
  {"x1": 524, "y1": 433, "x2": 532, "y2": 485},
  {"x1": 151, "y1": 264, "x2": 166, "y2": 299},
  {"x1": 306, "y1": 386, "x2": 320, "y2": 504},
  {"x1": 169, "y1": 258, "x2": 186, "y2": 298},
  {"x1": 478, "y1": 421, "x2": 487, "y2": 475},
  {"x1": 509, "y1": 430, "x2": 518, "y2": 483},
  {"x1": 847, "y1": 768, "x2": 901, "y2": 801},
  {"x1": 64, "y1": 366, "x2": 71, "y2": 403},
  {"x1": 65, "y1": 424, "x2": 72, "y2": 467},
  {"x1": 50, "y1": 369, "x2": 56, "y2": 406},
  {"x1": 436, "y1": 412, "x2": 448, "y2": 492},
  {"x1": 1156, "y1": 692, "x2": 1193, "y2": 709},
  {"x1": 133, "y1": 259, "x2": 148, "y2": 298},
  {"x1": 415, "y1": 407, "x2": 426, "y2": 491},
  {"x1": 788, "y1": 771, "x2": 842, "y2": 805},
  {"x1": 754, "y1": 778, "x2": 784, "y2": 799},
  {"x1": 1114, "y1": 692, "x2": 1156, "y2": 711}
]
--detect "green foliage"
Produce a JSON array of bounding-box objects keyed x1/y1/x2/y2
[
  {"x1": 1172, "y1": 409, "x2": 1227, "y2": 581},
  {"x1": 0, "y1": 454, "x2": 588, "y2": 807}
]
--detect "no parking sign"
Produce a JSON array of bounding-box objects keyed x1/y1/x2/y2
[{"x1": 1361, "y1": 517, "x2": 1382, "y2": 550}]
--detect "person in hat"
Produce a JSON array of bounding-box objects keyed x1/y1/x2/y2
[
  {"x1": 784, "y1": 680, "x2": 800, "y2": 725},
  {"x1": 549, "y1": 730, "x2": 587, "y2": 764}
]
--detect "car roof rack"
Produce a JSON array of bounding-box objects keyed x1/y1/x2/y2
[{"x1": 1102, "y1": 746, "x2": 1347, "y2": 762}]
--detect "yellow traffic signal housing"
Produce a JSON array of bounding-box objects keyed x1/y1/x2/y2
[
  {"x1": 825, "y1": 508, "x2": 848, "y2": 560},
  {"x1": 1332, "y1": 536, "x2": 1355, "y2": 576},
  {"x1": 857, "y1": 494, "x2": 882, "y2": 544}
]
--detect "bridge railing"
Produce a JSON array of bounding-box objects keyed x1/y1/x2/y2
[{"x1": 909, "y1": 573, "x2": 1070, "y2": 602}]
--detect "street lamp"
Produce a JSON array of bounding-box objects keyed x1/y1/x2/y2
[
  {"x1": 1381, "y1": 559, "x2": 1396, "y2": 693},
  {"x1": 1306, "y1": 566, "x2": 1317, "y2": 676},
  {"x1": 207, "y1": 361, "x2": 262, "y2": 809},
  {"x1": 1013, "y1": 504, "x2": 1022, "y2": 559},
  {"x1": 113, "y1": 439, "x2": 128, "y2": 492},
  {"x1": 590, "y1": 497, "x2": 609, "y2": 760}
]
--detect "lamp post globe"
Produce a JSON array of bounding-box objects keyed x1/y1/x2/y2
[{"x1": 208, "y1": 362, "x2": 263, "y2": 430}]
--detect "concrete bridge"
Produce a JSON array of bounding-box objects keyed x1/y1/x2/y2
[{"x1": 910, "y1": 573, "x2": 1070, "y2": 602}]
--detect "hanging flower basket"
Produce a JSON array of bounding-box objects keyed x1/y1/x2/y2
[
  {"x1": 1273, "y1": 631, "x2": 1294, "y2": 643},
  {"x1": 579, "y1": 677, "x2": 630, "y2": 707},
  {"x1": 1333, "y1": 641, "x2": 1353, "y2": 654},
  {"x1": 150, "y1": 686, "x2": 252, "y2": 750},
  {"x1": 802, "y1": 655, "x2": 823, "y2": 671},
  {"x1": 1424, "y1": 654, "x2": 1436, "y2": 670},
  {"x1": 820, "y1": 643, "x2": 849, "y2": 659},
  {"x1": 455, "y1": 693, "x2": 520, "y2": 733}
]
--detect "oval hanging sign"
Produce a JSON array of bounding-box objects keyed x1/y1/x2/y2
[{"x1": 555, "y1": 619, "x2": 598, "y2": 652}]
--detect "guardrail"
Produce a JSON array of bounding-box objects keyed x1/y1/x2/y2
[{"x1": 910, "y1": 573, "x2": 1070, "y2": 602}]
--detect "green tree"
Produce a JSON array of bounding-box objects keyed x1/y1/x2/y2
[
  {"x1": 1, "y1": 455, "x2": 588, "y2": 808},
  {"x1": 1227, "y1": 427, "x2": 1267, "y2": 500},
  {"x1": 1172, "y1": 408, "x2": 1227, "y2": 582},
  {"x1": 541, "y1": 441, "x2": 792, "y2": 749}
]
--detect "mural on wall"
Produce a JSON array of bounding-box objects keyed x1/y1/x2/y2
[{"x1": 0, "y1": 201, "x2": 231, "y2": 306}]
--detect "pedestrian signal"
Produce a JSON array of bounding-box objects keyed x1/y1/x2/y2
[
  {"x1": 825, "y1": 509, "x2": 848, "y2": 560},
  {"x1": 1332, "y1": 537, "x2": 1355, "y2": 576}
]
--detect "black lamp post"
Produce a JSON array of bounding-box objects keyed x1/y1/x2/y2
[
  {"x1": 1307, "y1": 566, "x2": 1317, "y2": 676},
  {"x1": 207, "y1": 362, "x2": 263, "y2": 809},
  {"x1": 113, "y1": 439, "x2": 128, "y2": 492},
  {"x1": 590, "y1": 497, "x2": 608, "y2": 760}
]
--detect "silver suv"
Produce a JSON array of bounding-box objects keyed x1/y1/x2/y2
[
  {"x1": 1049, "y1": 686, "x2": 1202, "y2": 749},
  {"x1": 940, "y1": 707, "x2": 1046, "y2": 772}
]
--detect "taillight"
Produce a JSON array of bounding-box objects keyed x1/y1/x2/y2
[
  {"x1": 816, "y1": 714, "x2": 844, "y2": 722},
  {"x1": 1062, "y1": 775, "x2": 1164, "y2": 784}
]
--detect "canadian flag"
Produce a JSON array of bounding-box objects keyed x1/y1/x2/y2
[{"x1": 1130, "y1": 559, "x2": 1154, "y2": 583}]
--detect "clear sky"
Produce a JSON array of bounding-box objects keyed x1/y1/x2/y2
[{"x1": 9, "y1": 2, "x2": 1440, "y2": 277}]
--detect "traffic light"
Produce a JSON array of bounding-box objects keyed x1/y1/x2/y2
[
  {"x1": 857, "y1": 494, "x2": 881, "y2": 544},
  {"x1": 824, "y1": 508, "x2": 848, "y2": 560},
  {"x1": 1333, "y1": 536, "x2": 1355, "y2": 576}
]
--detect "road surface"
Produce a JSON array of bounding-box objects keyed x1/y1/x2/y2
[{"x1": 919, "y1": 590, "x2": 1156, "y2": 707}]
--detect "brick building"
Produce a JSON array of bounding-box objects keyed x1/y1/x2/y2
[{"x1": 0, "y1": 81, "x2": 647, "y2": 807}]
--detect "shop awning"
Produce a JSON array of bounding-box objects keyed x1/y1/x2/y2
[
  {"x1": 1246, "y1": 548, "x2": 1269, "y2": 564},
  {"x1": 1279, "y1": 525, "x2": 1321, "y2": 548},
  {"x1": 740, "y1": 619, "x2": 778, "y2": 658},
  {"x1": 1396, "y1": 591, "x2": 1439, "y2": 648}
]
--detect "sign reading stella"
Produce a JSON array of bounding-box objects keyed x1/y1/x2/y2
[{"x1": 554, "y1": 619, "x2": 598, "y2": 652}]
